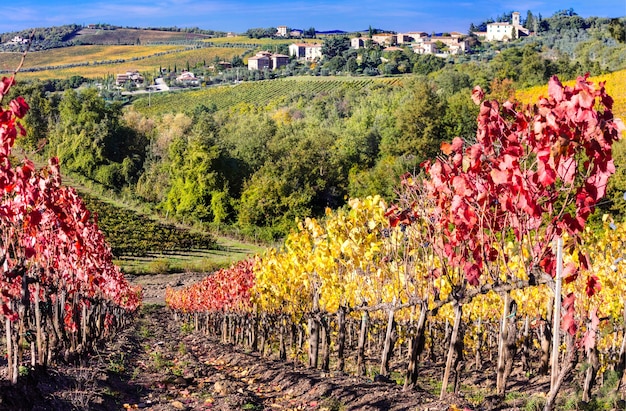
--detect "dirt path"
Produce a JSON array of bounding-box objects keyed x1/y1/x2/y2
[
  {"x1": 0, "y1": 297, "x2": 473, "y2": 411},
  {"x1": 5, "y1": 275, "x2": 619, "y2": 410},
  {"x1": 110, "y1": 307, "x2": 455, "y2": 411}
]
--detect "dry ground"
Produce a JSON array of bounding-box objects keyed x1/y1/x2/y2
[{"x1": 0, "y1": 274, "x2": 624, "y2": 411}]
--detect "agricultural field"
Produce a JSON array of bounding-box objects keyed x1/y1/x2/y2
[
  {"x1": 5, "y1": 45, "x2": 249, "y2": 81},
  {"x1": 0, "y1": 44, "x2": 184, "y2": 72},
  {"x1": 70, "y1": 27, "x2": 214, "y2": 44},
  {"x1": 515, "y1": 68, "x2": 626, "y2": 122},
  {"x1": 132, "y1": 76, "x2": 405, "y2": 116}
]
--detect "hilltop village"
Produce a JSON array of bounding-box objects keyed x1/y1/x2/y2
[
  {"x1": 247, "y1": 12, "x2": 528, "y2": 71},
  {"x1": 109, "y1": 11, "x2": 529, "y2": 89}
]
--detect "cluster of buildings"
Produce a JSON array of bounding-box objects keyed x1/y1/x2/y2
[
  {"x1": 247, "y1": 51, "x2": 291, "y2": 70},
  {"x1": 4, "y1": 36, "x2": 29, "y2": 45},
  {"x1": 246, "y1": 44, "x2": 323, "y2": 70},
  {"x1": 245, "y1": 30, "x2": 471, "y2": 70},
  {"x1": 350, "y1": 31, "x2": 469, "y2": 55},
  {"x1": 115, "y1": 70, "x2": 144, "y2": 86},
  {"x1": 119, "y1": 12, "x2": 529, "y2": 76},
  {"x1": 246, "y1": 11, "x2": 529, "y2": 70}
]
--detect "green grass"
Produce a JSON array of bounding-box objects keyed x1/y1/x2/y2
[
  {"x1": 523, "y1": 395, "x2": 546, "y2": 411},
  {"x1": 50, "y1": 168, "x2": 263, "y2": 275}
]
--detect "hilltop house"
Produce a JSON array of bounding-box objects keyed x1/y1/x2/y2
[
  {"x1": 351, "y1": 37, "x2": 366, "y2": 49},
  {"x1": 485, "y1": 12, "x2": 529, "y2": 41},
  {"x1": 288, "y1": 43, "x2": 323, "y2": 61},
  {"x1": 247, "y1": 51, "x2": 290, "y2": 70},
  {"x1": 412, "y1": 41, "x2": 438, "y2": 55},
  {"x1": 176, "y1": 71, "x2": 200, "y2": 86},
  {"x1": 371, "y1": 33, "x2": 397, "y2": 46},
  {"x1": 430, "y1": 35, "x2": 469, "y2": 54},
  {"x1": 276, "y1": 26, "x2": 288, "y2": 37},
  {"x1": 116, "y1": 70, "x2": 144, "y2": 86},
  {"x1": 7, "y1": 36, "x2": 29, "y2": 45},
  {"x1": 398, "y1": 32, "x2": 429, "y2": 43}
]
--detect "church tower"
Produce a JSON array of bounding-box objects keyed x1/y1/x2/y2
[{"x1": 512, "y1": 11, "x2": 520, "y2": 27}]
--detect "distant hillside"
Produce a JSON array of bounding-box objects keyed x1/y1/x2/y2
[
  {"x1": 69, "y1": 27, "x2": 213, "y2": 45},
  {"x1": 0, "y1": 25, "x2": 227, "y2": 51},
  {"x1": 315, "y1": 30, "x2": 348, "y2": 35}
]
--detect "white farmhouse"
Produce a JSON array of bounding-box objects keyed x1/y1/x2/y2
[
  {"x1": 486, "y1": 12, "x2": 529, "y2": 41},
  {"x1": 289, "y1": 43, "x2": 323, "y2": 61}
]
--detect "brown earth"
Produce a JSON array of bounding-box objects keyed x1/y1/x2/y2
[{"x1": 0, "y1": 273, "x2": 624, "y2": 411}]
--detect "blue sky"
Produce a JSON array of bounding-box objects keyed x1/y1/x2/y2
[{"x1": 1, "y1": 0, "x2": 624, "y2": 34}]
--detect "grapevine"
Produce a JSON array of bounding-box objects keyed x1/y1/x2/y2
[{"x1": 0, "y1": 75, "x2": 141, "y2": 383}]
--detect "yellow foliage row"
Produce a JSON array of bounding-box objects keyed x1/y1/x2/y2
[{"x1": 515, "y1": 69, "x2": 626, "y2": 123}]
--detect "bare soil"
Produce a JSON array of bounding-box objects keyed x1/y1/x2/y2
[{"x1": 0, "y1": 274, "x2": 624, "y2": 411}]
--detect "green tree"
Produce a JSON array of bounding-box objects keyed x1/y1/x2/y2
[
  {"x1": 10, "y1": 82, "x2": 54, "y2": 150},
  {"x1": 412, "y1": 54, "x2": 445, "y2": 75},
  {"x1": 490, "y1": 47, "x2": 523, "y2": 81},
  {"x1": 442, "y1": 89, "x2": 479, "y2": 141},
  {"x1": 322, "y1": 36, "x2": 350, "y2": 59},
  {"x1": 49, "y1": 88, "x2": 114, "y2": 180},
  {"x1": 380, "y1": 79, "x2": 446, "y2": 164},
  {"x1": 608, "y1": 18, "x2": 626, "y2": 43},
  {"x1": 525, "y1": 11, "x2": 535, "y2": 32},
  {"x1": 518, "y1": 44, "x2": 550, "y2": 87},
  {"x1": 164, "y1": 116, "x2": 222, "y2": 221}
]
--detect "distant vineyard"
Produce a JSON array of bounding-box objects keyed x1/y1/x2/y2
[
  {"x1": 515, "y1": 69, "x2": 626, "y2": 121},
  {"x1": 133, "y1": 76, "x2": 404, "y2": 116},
  {"x1": 7, "y1": 46, "x2": 248, "y2": 81},
  {"x1": 0, "y1": 45, "x2": 183, "y2": 72},
  {"x1": 80, "y1": 193, "x2": 217, "y2": 257}
]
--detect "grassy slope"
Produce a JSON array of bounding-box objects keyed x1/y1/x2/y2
[{"x1": 58, "y1": 172, "x2": 263, "y2": 275}]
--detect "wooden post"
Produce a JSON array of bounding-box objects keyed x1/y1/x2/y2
[
  {"x1": 34, "y1": 283, "x2": 44, "y2": 365},
  {"x1": 614, "y1": 305, "x2": 626, "y2": 393},
  {"x1": 380, "y1": 301, "x2": 397, "y2": 377},
  {"x1": 336, "y1": 306, "x2": 347, "y2": 373},
  {"x1": 496, "y1": 292, "x2": 511, "y2": 393},
  {"x1": 308, "y1": 290, "x2": 320, "y2": 368},
  {"x1": 404, "y1": 302, "x2": 428, "y2": 391},
  {"x1": 6, "y1": 311, "x2": 13, "y2": 384},
  {"x1": 440, "y1": 302, "x2": 462, "y2": 399},
  {"x1": 356, "y1": 310, "x2": 369, "y2": 376},
  {"x1": 550, "y1": 237, "x2": 563, "y2": 390}
]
